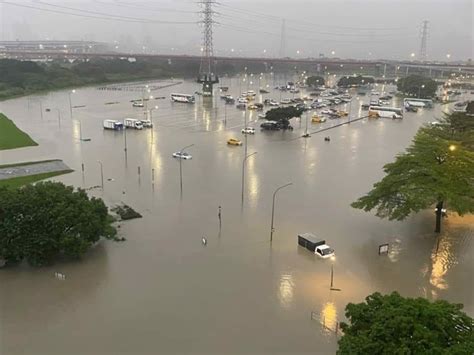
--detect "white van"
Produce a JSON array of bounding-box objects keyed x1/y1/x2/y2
[{"x1": 124, "y1": 118, "x2": 143, "y2": 130}]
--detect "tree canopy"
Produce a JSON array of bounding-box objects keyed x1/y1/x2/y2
[
  {"x1": 0, "y1": 182, "x2": 117, "y2": 266},
  {"x1": 351, "y1": 112, "x2": 474, "y2": 232},
  {"x1": 338, "y1": 292, "x2": 474, "y2": 354},
  {"x1": 306, "y1": 76, "x2": 325, "y2": 87},
  {"x1": 265, "y1": 106, "x2": 303, "y2": 128},
  {"x1": 337, "y1": 75, "x2": 375, "y2": 87},
  {"x1": 397, "y1": 75, "x2": 438, "y2": 98}
]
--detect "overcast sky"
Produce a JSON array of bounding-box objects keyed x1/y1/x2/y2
[{"x1": 0, "y1": 0, "x2": 472, "y2": 61}]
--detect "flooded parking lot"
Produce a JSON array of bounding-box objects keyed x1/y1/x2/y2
[{"x1": 0, "y1": 77, "x2": 472, "y2": 355}]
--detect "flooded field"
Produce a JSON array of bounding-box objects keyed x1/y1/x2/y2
[{"x1": 0, "y1": 77, "x2": 472, "y2": 355}]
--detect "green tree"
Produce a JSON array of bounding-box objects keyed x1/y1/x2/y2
[
  {"x1": 338, "y1": 292, "x2": 474, "y2": 354},
  {"x1": 397, "y1": 74, "x2": 438, "y2": 98},
  {"x1": 306, "y1": 75, "x2": 325, "y2": 87},
  {"x1": 0, "y1": 182, "x2": 117, "y2": 266},
  {"x1": 351, "y1": 126, "x2": 474, "y2": 233},
  {"x1": 337, "y1": 75, "x2": 375, "y2": 87},
  {"x1": 265, "y1": 106, "x2": 303, "y2": 128}
]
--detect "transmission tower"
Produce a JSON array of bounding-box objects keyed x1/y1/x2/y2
[
  {"x1": 197, "y1": 0, "x2": 219, "y2": 96},
  {"x1": 279, "y1": 19, "x2": 286, "y2": 58},
  {"x1": 419, "y1": 20, "x2": 429, "y2": 61}
]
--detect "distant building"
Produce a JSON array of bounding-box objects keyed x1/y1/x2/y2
[{"x1": 0, "y1": 40, "x2": 110, "y2": 53}]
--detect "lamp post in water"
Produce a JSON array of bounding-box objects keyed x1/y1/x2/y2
[
  {"x1": 270, "y1": 182, "x2": 292, "y2": 242},
  {"x1": 179, "y1": 144, "x2": 194, "y2": 195},
  {"x1": 97, "y1": 160, "x2": 104, "y2": 190}
]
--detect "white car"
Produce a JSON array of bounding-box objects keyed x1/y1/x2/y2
[
  {"x1": 258, "y1": 113, "x2": 266, "y2": 119},
  {"x1": 241, "y1": 127, "x2": 256, "y2": 134},
  {"x1": 238, "y1": 97, "x2": 248, "y2": 103},
  {"x1": 281, "y1": 99, "x2": 292, "y2": 105},
  {"x1": 269, "y1": 100, "x2": 280, "y2": 106},
  {"x1": 321, "y1": 109, "x2": 332, "y2": 115},
  {"x1": 315, "y1": 243, "x2": 335, "y2": 259},
  {"x1": 172, "y1": 152, "x2": 192, "y2": 160}
]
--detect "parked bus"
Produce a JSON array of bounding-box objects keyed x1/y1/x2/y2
[
  {"x1": 403, "y1": 98, "x2": 433, "y2": 108},
  {"x1": 171, "y1": 93, "x2": 195, "y2": 104},
  {"x1": 368, "y1": 106, "x2": 403, "y2": 119}
]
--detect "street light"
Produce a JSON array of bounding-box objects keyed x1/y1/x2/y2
[
  {"x1": 302, "y1": 110, "x2": 310, "y2": 138},
  {"x1": 449, "y1": 144, "x2": 456, "y2": 152},
  {"x1": 149, "y1": 105, "x2": 158, "y2": 142},
  {"x1": 97, "y1": 161, "x2": 104, "y2": 190},
  {"x1": 242, "y1": 152, "x2": 257, "y2": 204},
  {"x1": 68, "y1": 89, "x2": 76, "y2": 118},
  {"x1": 179, "y1": 144, "x2": 194, "y2": 195},
  {"x1": 270, "y1": 182, "x2": 293, "y2": 242},
  {"x1": 418, "y1": 84, "x2": 425, "y2": 98}
]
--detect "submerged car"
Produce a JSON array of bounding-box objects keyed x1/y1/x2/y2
[
  {"x1": 172, "y1": 152, "x2": 192, "y2": 160},
  {"x1": 227, "y1": 138, "x2": 243, "y2": 146},
  {"x1": 241, "y1": 127, "x2": 256, "y2": 134},
  {"x1": 312, "y1": 115, "x2": 327, "y2": 123}
]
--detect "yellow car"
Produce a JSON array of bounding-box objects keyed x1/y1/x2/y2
[
  {"x1": 227, "y1": 138, "x2": 243, "y2": 146},
  {"x1": 312, "y1": 115, "x2": 327, "y2": 123},
  {"x1": 337, "y1": 111, "x2": 349, "y2": 117}
]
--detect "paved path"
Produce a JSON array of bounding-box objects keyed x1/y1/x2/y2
[{"x1": 0, "y1": 160, "x2": 71, "y2": 180}]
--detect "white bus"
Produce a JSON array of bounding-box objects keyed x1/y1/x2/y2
[
  {"x1": 368, "y1": 106, "x2": 403, "y2": 119},
  {"x1": 403, "y1": 98, "x2": 433, "y2": 108},
  {"x1": 171, "y1": 93, "x2": 195, "y2": 103}
]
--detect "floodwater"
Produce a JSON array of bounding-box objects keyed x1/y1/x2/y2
[{"x1": 0, "y1": 76, "x2": 472, "y2": 355}]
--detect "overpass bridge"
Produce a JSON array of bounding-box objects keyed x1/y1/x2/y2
[{"x1": 1, "y1": 49, "x2": 473, "y2": 76}]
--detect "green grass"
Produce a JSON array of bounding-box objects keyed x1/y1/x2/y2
[
  {"x1": 0, "y1": 159, "x2": 61, "y2": 169},
  {"x1": 0, "y1": 170, "x2": 73, "y2": 189},
  {"x1": 0, "y1": 113, "x2": 38, "y2": 150}
]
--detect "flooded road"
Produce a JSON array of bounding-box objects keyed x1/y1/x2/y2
[{"x1": 0, "y1": 77, "x2": 472, "y2": 355}]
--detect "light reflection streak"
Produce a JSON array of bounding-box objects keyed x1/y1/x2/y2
[
  {"x1": 320, "y1": 302, "x2": 338, "y2": 333},
  {"x1": 278, "y1": 273, "x2": 294, "y2": 309}
]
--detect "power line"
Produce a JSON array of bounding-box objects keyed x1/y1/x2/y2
[
  {"x1": 94, "y1": 0, "x2": 196, "y2": 14},
  {"x1": 3, "y1": 1, "x2": 196, "y2": 25},
  {"x1": 217, "y1": 3, "x2": 408, "y2": 32}
]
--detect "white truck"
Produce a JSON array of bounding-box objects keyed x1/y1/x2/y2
[
  {"x1": 124, "y1": 118, "x2": 143, "y2": 130},
  {"x1": 103, "y1": 119, "x2": 124, "y2": 130},
  {"x1": 140, "y1": 119, "x2": 153, "y2": 128},
  {"x1": 298, "y1": 233, "x2": 335, "y2": 259}
]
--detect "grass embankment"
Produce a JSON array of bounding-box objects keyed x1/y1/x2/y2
[
  {"x1": 0, "y1": 170, "x2": 73, "y2": 189},
  {"x1": 0, "y1": 59, "x2": 186, "y2": 101},
  {"x1": 0, "y1": 113, "x2": 37, "y2": 150}
]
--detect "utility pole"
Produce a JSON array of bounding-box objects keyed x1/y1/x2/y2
[{"x1": 419, "y1": 20, "x2": 429, "y2": 62}]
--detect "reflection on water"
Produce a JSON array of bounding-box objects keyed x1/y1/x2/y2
[
  {"x1": 429, "y1": 236, "x2": 457, "y2": 292},
  {"x1": 388, "y1": 238, "x2": 402, "y2": 262},
  {"x1": 278, "y1": 273, "x2": 294, "y2": 309},
  {"x1": 246, "y1": 153, "x2": 260, "y2": 208},
  {"x1": 320, "y1": 301, "x2": 338, "y2": 333}
]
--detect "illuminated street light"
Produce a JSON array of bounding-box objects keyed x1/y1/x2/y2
[{"x1": 449, "y1": 145, "x2": 456, "y2": 152}]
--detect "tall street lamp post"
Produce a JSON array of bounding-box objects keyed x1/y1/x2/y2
[
  {"x1": 98, "y1": 161, "x2": 104, "y2": 190},
  {"x1": 179, "y1": 144, "x2": 194, "y2": 195},
  {"x1": 270, "y1": 182, "x2": 293, "y2": 242},
  {"x1": 68, "y1": 89, "x2": 76, "y2": 119}
]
